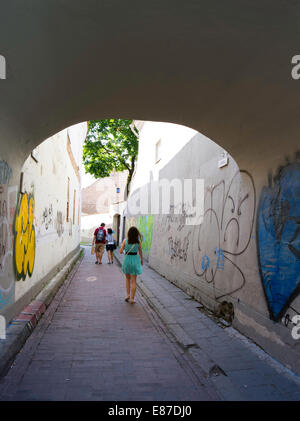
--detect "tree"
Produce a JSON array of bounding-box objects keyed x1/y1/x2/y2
[{"x1": 83, "y1": 119, "x2": 139, "y2": 196}]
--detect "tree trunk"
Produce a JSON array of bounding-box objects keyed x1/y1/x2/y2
[{"x1": 126, "y1": 155, "x2": 136, "y2": 197}]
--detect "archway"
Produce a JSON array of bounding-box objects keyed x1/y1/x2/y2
[
  {"x1": 0, "y1": 1, "x2": 299, "y2": 170},
  {"x1": 0, "y1": 1, "x2": 300, "y2": 375}
]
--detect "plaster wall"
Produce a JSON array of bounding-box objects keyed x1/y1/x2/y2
[
  {"x1": 81, "y1": 213, "x2": 112, "y2": 244},
  {"x1": 80, "y1": 171, "x2": 128, "y2": 243},
  {"x1": 0, "y1": 122, "x2": 87, "y2": 323},
  {"x1": 126, "y1": 122, "x2": 300, "y2": 374}
]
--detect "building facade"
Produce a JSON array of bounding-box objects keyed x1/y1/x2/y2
[{"x1": 81, "y1": 170, "x2": 128, "y2": 245}]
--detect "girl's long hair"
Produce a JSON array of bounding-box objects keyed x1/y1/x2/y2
[{"x1": 127, "y1": 226, "x2": 142, "y2": 244}]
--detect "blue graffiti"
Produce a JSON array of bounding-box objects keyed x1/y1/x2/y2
[
  {"x1": 0, "y1": 161, "x2": 12, "y2": 185},
  {"x1": 0, "y1": 287, "x2": 14, "y2": 310},
  {"x1": 258, "y1": 162, "x2": 300, "y2": 321},
  {"x1": 201, "y1": 256, "x2": 210, "y2": 270},
  {"x1": 216, "y1": 248, "x2": 224, "y2": 270}
]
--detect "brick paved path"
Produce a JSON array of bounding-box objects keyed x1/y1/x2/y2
[
  {"x1": 114, "y1": 252, "x2": 300, "y2": 401},
  {"x1": 0, "y1": 249, "x2": 216, "y2": 401}
]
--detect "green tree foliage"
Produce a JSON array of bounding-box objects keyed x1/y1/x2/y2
[{"x1": 83, "y1": 119, "x2": 139, "y2": 195}]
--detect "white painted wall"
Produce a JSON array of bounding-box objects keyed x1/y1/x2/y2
[
  {"x1": 80, "y1": 171, "x2": 128, "y2": 244},
  {"x1": 81, "y1": 213, "x2": 113, "y2": 244},
  {"x1": 11, "y1": 123, "x2": 87, "y2": 307},
  {"x1": 130, "y1": 121, "x2": 197, "y2": 192},
  {"x1": 126, "y1": 121, "x2": 300, "y2": 375}
]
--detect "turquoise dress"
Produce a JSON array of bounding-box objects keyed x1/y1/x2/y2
[{"x1": 122, "y1": 240, "x2": 143, "y2": 275}]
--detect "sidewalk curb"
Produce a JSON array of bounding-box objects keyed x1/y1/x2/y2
[{"x1": 0, "y1": 248, "x2": 83, "y2": 379}]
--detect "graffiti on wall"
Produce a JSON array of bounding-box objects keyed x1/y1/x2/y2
[
  {"x1": 282, "y1": 305, "x2": 300, "y2": 330},
  {"x1": 56, "y1": 211, "x2": 64, "y2": 237},
  {"x1": 192, "y1": 170, "x2": 256, "y2": 300},
  {"x1": 153, "y1": 202, "x2": 191, "y2": 233},
  {"x1": 0, "y1": 162, "x2": 12, "y2": 273},
  {"x1": 14, "y1": 193, "x2": 36, "y2": 280},
  {"x1": 0, "y1": 161, "x2": 16, "y2": 309},
  {"x1": 0, "y1": 161, "x2": 12, "y2": 186},
  {"x1": 164, "y1": 203, "x2": 191, "y2": 233},
  {"x1": 157, "y1": 202, "x2": 199, "y2": 262},
  {"x1": 137, "y1": 215, "x2": 154, "y2": 255},
  {"x1": 126, "y1": 215, "x2": 154, "y2": 257},
  {"x1": 168, "y1": 233, "x2": 190, "y2": 262},
  {"x1": 257, "y1": 162, "x2": 300, "y2": 321},
  {"x1": 42, "y1": 204, "x2": 53, "y2": 230}
]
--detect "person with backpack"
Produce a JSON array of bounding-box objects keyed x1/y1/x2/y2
[
  {"x1": 120, "y1": 226, "x2": 143, "y2": 304},
  {"x1": 106, "y1": 228, "x2": 116, "y2": 264},
  {"x1": 93, "y1": 222, "x2": 106, "y2": 264}
]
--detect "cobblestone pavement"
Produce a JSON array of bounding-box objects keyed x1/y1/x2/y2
[{"x1": 0, "y1": 248, "x2": 218, "y2": 401}]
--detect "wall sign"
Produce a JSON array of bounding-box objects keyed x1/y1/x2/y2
[
  {"x1": 0, "y1": 55, "x2": 6, "y2": 80},
  {"x1": 218, "y1": 152, "x2": 229, "y2": 168}
]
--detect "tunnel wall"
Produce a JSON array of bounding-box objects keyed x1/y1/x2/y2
[
  {"x1": 126, "y1": 122, "x2": 300, "y2": 375},
  {"x1": 0, "y1": 122, "x2": 87, "y2": 324}
]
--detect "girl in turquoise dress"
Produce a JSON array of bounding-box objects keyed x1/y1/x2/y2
[{"x1": 120, "y1": 226, "x2": 143, "y2": 304}]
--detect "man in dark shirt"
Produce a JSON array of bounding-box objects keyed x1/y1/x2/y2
[{"x1": 93, "y1": 222, "x2": 106, "y2": 264}]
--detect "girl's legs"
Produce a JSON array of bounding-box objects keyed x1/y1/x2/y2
[
  {"x1": 130, "y1": 275, "x2": 137, "y2": 303},
  {"x1": 108, "y1": 250, "x2": 112, "y2": 263},
  {"x1": 125, "y1": 274, "x2": 131, "y2": 301}
]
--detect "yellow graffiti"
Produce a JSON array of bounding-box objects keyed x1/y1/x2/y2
[{"x1": 14, "y1": 193, "x2": 35, "y2": 280}]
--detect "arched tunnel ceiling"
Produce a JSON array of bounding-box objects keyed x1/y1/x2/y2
[{"x1": 0, "y1": 1, "x2": 300, "y2": 162}]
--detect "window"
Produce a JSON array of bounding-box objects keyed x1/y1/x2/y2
[
  {"x1": 0, "y1": 55, "x2": 6, "y2": 80},
  {"x1": 155, "y1": 139, "x2": 162, "y2": 163}
]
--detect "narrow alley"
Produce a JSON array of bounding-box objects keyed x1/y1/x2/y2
[
  {"x1": 0, "y1": 247, "x2": 299, "y2": 402},
  {"x1": 1, "y1": 1, "x2": 300, "y2": 409}
]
